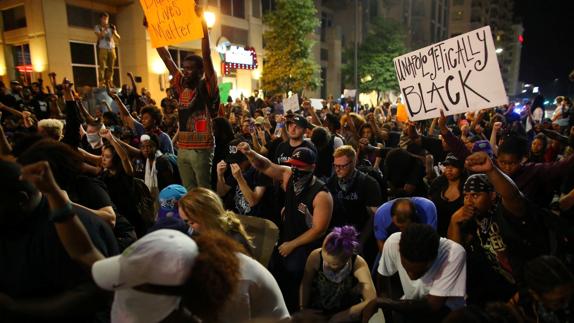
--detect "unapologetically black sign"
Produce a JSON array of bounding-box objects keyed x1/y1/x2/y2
[{"x1": 393, "y1": 26, "x2": 508, "y2": 121}]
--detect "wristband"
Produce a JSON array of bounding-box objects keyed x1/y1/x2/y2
[{"x1": 50, "y1": 201, "x2": 75, "y2": 223}]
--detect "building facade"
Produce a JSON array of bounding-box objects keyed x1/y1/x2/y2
[
  {"x1": 0, "y1": 0, "x2": 264, "y2": 103},
  {"x1": 378, "y1": 0, "x2": 450, "y2": 50},
  {"x1": 448, "y1": 0, "x2": 523, "y2": 96}
]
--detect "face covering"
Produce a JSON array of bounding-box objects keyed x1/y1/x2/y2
[
  {"x1": 323, "y1": 258, "x2": 353, "y2": 284},
  {"x1": 86, "y1": 133, "x2": 101, "y2": 146},
  {"x1": 292, "y1": 168, "x2": 313, "y2": 196}
]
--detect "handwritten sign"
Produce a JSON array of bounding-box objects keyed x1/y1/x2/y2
[
  {"x1": 283, "y1": 93, "x2": 299, "y2": 113},
  {"x1": 140, "y1": 0, "x2": 204, "y2": 48},
  {"x1": 393, "y1": 26, "x2": 507, "y2": 121}
]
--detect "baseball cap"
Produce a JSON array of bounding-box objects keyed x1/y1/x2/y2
[
  {"x1": 285, "y1": 147, "x2": 316, "y2": 167},
  {"x1": 463, "y1": 174, "x2": 494, "y2": 193},
  {"x1": 226, "y1": 139, "x2": 248, "y2": 164},
  {"x1": 442, "y1": 153, "x2": 463, "y2": 169},
  {"x1": 471, "y1": 140, "x2": 494, "y2": 158},
  {"x1": 158, "y1": 184, "x2": 187, "y2": 219},
  {"x1": 254, "y1": 116, "x2": 265, "y2": 125},
  {"x1": 287, "y1": 115, "x2": 311, "y2": 129},
  {"x1": 91, "y1": 229, "x2": 198, "y2": 323}
]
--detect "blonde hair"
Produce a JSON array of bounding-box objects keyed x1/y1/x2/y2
[
  {"x1": 37, "y1": 119, "x2": 64, "y2": 141},
  {"x1": 179, "y1": 188, "x2": 253, "y2": 248},
  {"x1": 333, "y1": 145, "x2": 356, "y2": 160}
]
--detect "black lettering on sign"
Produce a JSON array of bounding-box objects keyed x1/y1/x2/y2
[{"x1": 458, "y1": 70, "x2": 490, "y2": 107}]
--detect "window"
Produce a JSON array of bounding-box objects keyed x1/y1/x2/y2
[
  {"x1": 221, "y1": 25, "x2": 249, "y2": 44},
  {"x1": 11, "y1": 44, "x2": 32, "y2": 83},
  {"x1": 66, "y1": 4, "x2": 116, "y2": 29},
  {"x1": 2, "y1": 6, "x2": 27, "y2": 31},
  {"x1": 320, "y1": 48, "x2": 328, "y2": 61},
  {"x1": 70, "y1": 41, "x2": 119, "y2": 87},
  {"x1": 168, "y1": 47, "x2": 201, "y2": 68},
  {"x1": 220, "y1": 0, "x2": 244, "y2": 18},
  {"x1": 233, "y1": 0, "x2": 245, "y2": 18},
  {"x1": 262, "y1": 0, "x2": 276, "y2": 15},
  {"x1": 320, "y1": 67, "x2": 327, "y2": 99},
  {"x1": 252, "y1": 0, "x2": 261, "y2": 18}
]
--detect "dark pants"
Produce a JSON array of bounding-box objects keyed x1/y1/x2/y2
[{"x1": 270, "y1": 245, "x2": 310, "y2": 313}]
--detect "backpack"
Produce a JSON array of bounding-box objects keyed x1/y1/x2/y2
[
  {"x1": 132, "y1": 177, "x2": 157, "y2": 228},
  {"x1": 357, "y1": 164, "x2": 388, "y2": 202}
]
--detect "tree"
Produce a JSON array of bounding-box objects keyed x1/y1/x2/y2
[
  {"x1": 343, "y1": 18, "x2": 408, "y2": 103},
  {"x1": 261, "y1": 0, "x2": 320, "y2": 95}
]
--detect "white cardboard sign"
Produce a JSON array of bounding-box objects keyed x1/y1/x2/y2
[
  {"x1": 393, "y1": 26, "x2": 508, "y2": 121},
  {"x1": 283, "y1": 93, "x2": 299, "y2": 113},
  {"x1": 310, "y1": 98, "x2": 324, "y2": 110}
]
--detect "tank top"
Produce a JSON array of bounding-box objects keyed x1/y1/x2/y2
[{"x1": 309, "y1": 251, "x2": 360, "y2": 315}]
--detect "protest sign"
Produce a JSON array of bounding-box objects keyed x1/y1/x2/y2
[
  {"x1": 310, "y1": 98, "x2": 323, "y2": 110},
  {"x1": 219, "y1": 82, "x2": 232, "y2": 103},
  {"x1": 343, "y1": 89, "x2": 357, "y2": 98},
  {"x1": 393, "y1": 26, "x2": 507, "y2": 121},
  {"x1": 140, "y1": 0, "x2": 204, "y2": 48},
  {"x1": 283, "y1": 94, "x2": 299, "y2": 113}
]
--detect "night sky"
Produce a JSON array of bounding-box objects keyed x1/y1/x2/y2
[{"x1": 515, "y1": 0, "x2": 574, "y2": 97}]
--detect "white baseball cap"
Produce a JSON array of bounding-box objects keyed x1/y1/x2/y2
[{"x1": 91, "y1": 229, "x2": 199, "y2": 323}]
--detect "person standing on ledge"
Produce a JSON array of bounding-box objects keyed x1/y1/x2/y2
[
  {"x1": 94, "y1": 12, "x2": 120, "y2": 87},
  {"x1": 144, "y1": 5, "x2": 219, "y2": 189}
]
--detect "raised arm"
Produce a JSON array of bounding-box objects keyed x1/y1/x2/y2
[
  {"x1": 230, "y1": 163, "x2": 267, "y2": 208},
  {"x1": 237, "y1": 142, "x2": 291, "y2": 186},
  {"x1": 110, "y1": 92, "x2": 135, "y2": 130},
  {"x1": 101, "y1": 129, "x2": 134, "y2": 176},
  {"x1": 465, "y1": 152, "x2": 527, "y2": 217},
  {"x1": 20, "y1": 162, "x2": 105, "y2": 269},
  {"x1": 142, "y1": 16, "x2": 180, "y2": 76},
  {"x1": 197, "y1": 7, "x2": 217, "y2": 96},
  {"x1": 77, "y1": 100, "x2": 97, "y2": 125}
]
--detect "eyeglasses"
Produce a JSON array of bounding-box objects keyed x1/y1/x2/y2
[{"x1": 333, "y1": 161, "x2": 352, "y2": 170}]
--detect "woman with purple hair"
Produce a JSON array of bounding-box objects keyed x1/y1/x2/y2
[{"x1": 300, "y1": 226, "x2": 376, "y2": 322}]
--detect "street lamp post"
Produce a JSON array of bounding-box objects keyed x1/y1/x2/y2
[{"x1": 354, "y1": 0, "x2": 359, "y2": 109}]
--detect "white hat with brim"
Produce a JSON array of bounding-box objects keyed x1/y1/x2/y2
[{"x1": 111, "y1": 289, "x2": 181, "y2": 323}]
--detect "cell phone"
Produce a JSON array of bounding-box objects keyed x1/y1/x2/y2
[
  {"x1": 135, "y1": 76, "x2": 142, "y2": 83},
  {"x1": 249, "y1": 121, "x2": 255, "y2": 133}
]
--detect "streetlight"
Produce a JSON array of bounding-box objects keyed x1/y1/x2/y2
[
  {"x1": 495, "y1": 48, "x2": 503, "y2": 54},
  {"x1": 204, "y1": 11, "x2": 216, "y2": 29}
]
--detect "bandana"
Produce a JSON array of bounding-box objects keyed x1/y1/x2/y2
[
  {"x1": 292, "y1": 168, "x2": 314, "y2": 196},
  {"x1": 323, "y1": 258, "x2": 353, "y2": 284},
  {"x1": 464, "y1": 174, "x2": 493, "y2": 193}
]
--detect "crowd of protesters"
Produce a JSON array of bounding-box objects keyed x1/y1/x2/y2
[{"x1": 0, "y1": 10, "x2": 573, "y2": 323}]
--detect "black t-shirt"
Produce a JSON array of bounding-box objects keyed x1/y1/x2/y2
[
  {"x1": 0, "y1": 197, "x2": 118, "y2": 322},
  {"x1": 327, "y1": 171, "x2": 382, "y2": 230},
  {"x1": 31, "y1": 95, "x2": 50, "y2": 120},
  {"x1": 461, "y1": 201, "x2": 549, "y2": 305},
  {"x1": 428, "y1": 176, "x2": 464, "y2": 237},
  {"x1": 101, "y1": 171, "x2": 145, "y2": 237},
  {"x1": 222, "y1": 167, "x2": 272, "y2": 217},
  {"x1": 273, "y1": 139, "x2": 316, "y2": 165}
]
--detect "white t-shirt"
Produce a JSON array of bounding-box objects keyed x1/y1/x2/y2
[
  {"x1": 219, "y1": 253, "x2": 290, "y2": 322},
  {"x1": 377, "y1": 232, "x2": 466, "y2": 310}
]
